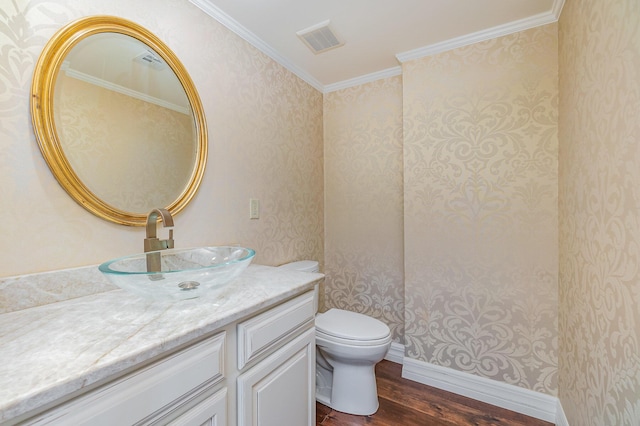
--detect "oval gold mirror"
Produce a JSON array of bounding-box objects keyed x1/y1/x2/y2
[{"x1": 31, "y1": 16, "x2": 207, "y2": 226}]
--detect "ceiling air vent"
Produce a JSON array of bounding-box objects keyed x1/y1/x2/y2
[
  {"x1": 296, "y1": 20, "x2": 344, "y2": 54},
  {"x1": 134, "y1": 50, "x2": 167, "y2": 70}
]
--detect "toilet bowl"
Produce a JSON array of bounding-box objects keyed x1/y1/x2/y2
[
  {"x1": 278, "y1": 261, "x2": 392, "y2": 416},
  {"x1": 315, "y1": 309, "x2": 391, "y2": 415}
]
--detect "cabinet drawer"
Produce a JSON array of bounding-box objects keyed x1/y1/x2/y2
[
  {"x1": 237, "y1": 290, "x2": 315, "y2": 369},
  {"x1": 28, "y1": 332, "x2": 225, "y2": 425}
]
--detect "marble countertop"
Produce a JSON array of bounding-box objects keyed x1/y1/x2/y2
[{"x1": 0, "y1": 264, "x2": 323, "y2": 423}]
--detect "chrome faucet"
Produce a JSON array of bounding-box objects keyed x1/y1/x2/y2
[{"x1": 144, "y1": 208, "x2": 174, "y2": 273}]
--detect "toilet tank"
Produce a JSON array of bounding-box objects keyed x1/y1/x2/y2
[
  {"x1": 277, "y1": 260, "x2": 319, "y2": 273},
  {"x1": 278, "y1": 260, "x2": 320, "y2": 312}
]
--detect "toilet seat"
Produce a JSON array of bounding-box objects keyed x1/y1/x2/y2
[
  {"x1": 316, "y1": 309, "x2": 390, "y2": 342},
  {"x1": 316, "y1": 329, "x2": 391, "y2": 347}
]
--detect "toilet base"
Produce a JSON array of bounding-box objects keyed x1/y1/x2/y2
[
  {"x1": 315, "y1": 355, "x2": 381, "y2": 416},
  {"x1": 315, "y1": 361, "x2": 333, "y2": 406}
]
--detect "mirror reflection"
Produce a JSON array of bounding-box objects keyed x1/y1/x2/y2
[
  {"x1": 31, "y1": 16, "x2": 207, "y2": 226},
  {"x1": 55, "y1": 33, "x2": 196, "y2": 212}
]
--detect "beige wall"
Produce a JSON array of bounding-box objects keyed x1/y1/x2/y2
[
  {"x1": 323, "y1": 24, "x2": 559, "y2": 396},
  {"x1": 0, "y1": 0, "x2": 323, "y2": 277},
  {"x1": 403, "y1": 24, "x2": 559, "y2": 395},
  {"x1": 559, "y1": 0, "x2": 640, "y2": 424},
  {"x1": 323, "y1": 76, "x2": 405, "y2": 342},
  {"x1": 322, "y1": 4, "x2": 640, "y2": 420}
]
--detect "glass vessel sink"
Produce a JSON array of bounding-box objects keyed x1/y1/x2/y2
[{"x1": 99, "y1": 246, "x2": 255, "y2": 300}]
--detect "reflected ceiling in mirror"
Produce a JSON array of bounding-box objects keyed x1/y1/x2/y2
[{"x1": 31, "y1": 16, "x2": 207, "y2": 226}]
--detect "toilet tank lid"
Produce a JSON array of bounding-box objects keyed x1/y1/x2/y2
[
  {"x1": 316, "y1": 309, "x2": 390, "y2": 340},
  {"x1": 277, "y1": 260, "x2": 319, "y2": 273}
]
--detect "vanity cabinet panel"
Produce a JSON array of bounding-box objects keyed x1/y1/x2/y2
[
  {"x1": 237, "y1": 328, "x2": 315, "y2": 426},
  {"x1": 237, "y1": 290, "x2": 315, "y2": 369},
  {"x1": 26, "y1": 332, "x2": 225, "y2": 426},
  {"x1": 165, "y1": 388, "x2": 227, "y2": 426}
]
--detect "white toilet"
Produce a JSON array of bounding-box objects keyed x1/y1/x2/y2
[{"x1": 278, "y1": 261, "x2": 392, "y2": 416}]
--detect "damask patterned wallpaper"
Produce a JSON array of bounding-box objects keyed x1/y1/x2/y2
[
  {"x1": 6, "y1": 0, "x2": 639, "y2": 421},
  {"x1": 56, "y1": 75, "x2": 195, "y2": 212},
  {"x1": 0, "y1": 0, "x2": 323, "y2": 277},
  {"x1": 403, "y1": 25, "x2": 559, "y2": 395},
  {"x1": 558, "y1": 0, "x2": 640, "y2": 424},
  {"x1": 323, "y1": 76, "x2": 405, "y2": 342}
]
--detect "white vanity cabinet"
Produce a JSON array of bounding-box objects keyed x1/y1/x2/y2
[{"x1": 19, "y1": 289, "x2": 316, "y2": 426}]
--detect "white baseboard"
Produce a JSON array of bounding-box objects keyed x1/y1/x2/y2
[
  {"x1": 401, "y1": 357, "x2": 558, "y2": 424},
  {"x1": 555, "y1": 398, "x2": 570, "y2": 426},
  {"x1": 384, "y1": 342, "x2": 405, "y2": 364}
]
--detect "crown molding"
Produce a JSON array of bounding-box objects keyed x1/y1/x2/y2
[
  {"x1": 189, "y1": 0, "x2": 324, "y2": 92},
  {"x1": 61, "y1": 62, "x2": 190, "y2": 115},
  {"x1": 396, "y1": 0, "x2": 564, "y2": 63},
  {"x1": 323, "y1": 66, "x2": 402, "y2": 94},
  {"x1": 552, "y1": 0, "x2": 566, "y2": 18},
  {"x1": 190, "y1": 0, "x2": 564, "y2": 93}
]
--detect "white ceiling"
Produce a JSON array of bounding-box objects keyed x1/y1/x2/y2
[{"x1": 190, "y1": 0, "x2": 563, "y2": 92}]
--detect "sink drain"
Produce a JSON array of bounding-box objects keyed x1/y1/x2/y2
[{"x1": 178, "y1": 281, "x2": 200, "y2": 291}]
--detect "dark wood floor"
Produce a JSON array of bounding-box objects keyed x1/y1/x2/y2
[{"x1": 316, "y1": 360, "x2": 554, "y2": 426}]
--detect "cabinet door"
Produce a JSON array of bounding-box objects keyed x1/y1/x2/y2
[{"x1": 237, "y1": 328, "x2": 315, "y2": 426}]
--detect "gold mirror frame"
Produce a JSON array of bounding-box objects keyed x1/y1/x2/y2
[{"x1": 30, "y1": 16, "x2": 207, "y2": 226}]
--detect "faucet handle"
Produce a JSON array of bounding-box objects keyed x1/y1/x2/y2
[{"x1": 167, "y1": 229, "x2": 175, "y2": 249}]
